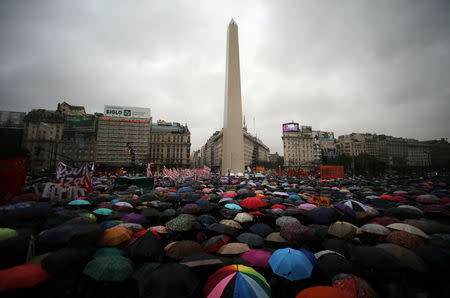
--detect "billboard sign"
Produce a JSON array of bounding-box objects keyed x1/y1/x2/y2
[
  {"x1": 282, "y1": 123, "x2": 299, "y2": 132},
  {"x1": 65, "y1": 115, "x2": 96, "y2": 130},
  {"x1": 319, "y1": 131, "x2": 334, "y2": 140},
  {"x1": 301, "y1": 125, "x2": 312, "y2": 136},
  {"x1": 104, "y1": 105, "x2": 151, "y2": 119}
]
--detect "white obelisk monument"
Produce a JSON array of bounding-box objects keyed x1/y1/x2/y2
[{"x1": 222, "y1": 19, "x2": 245, "y2": 175}]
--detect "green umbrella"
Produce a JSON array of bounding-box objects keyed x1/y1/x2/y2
[
  {"x1": 0, "y1": 228, "x2": 18, "y2": 242},
  {"x1": 208, "y1": 194, "x2": 217, "y2": 200},
  {"x1": 68, "y1": 199, "x2": 91, "y2": 206},
  {"x1": 93, "y1": 208, "x2": 113, "y2": 216},
  {"x1": 93, "y1": 247, "x2": 128, "y2": 259},
  {"x1": 165, "y1": 216, "x2": 192, "y2": 232},
  {"x1": 83, "y1": 255, "x2": 134, "y2": 281}
]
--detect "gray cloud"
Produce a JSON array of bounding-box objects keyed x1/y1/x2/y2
[{"x1": 1, "y1": 0, "x2": 449, "y2": 154}]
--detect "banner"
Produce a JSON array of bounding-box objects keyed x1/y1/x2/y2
[
  {"x1": 255, "y1": 166, "x2": 265, "y2": 174},
  {"x1": 320, "y1": 165, "x2": 344, "y2": 179},
  {"x1": 312, "y1": 195, "x2": 330, "y2": 206},
  {"x1": 0, "y1": 157, "x2": 29, "y2": 197},
  {"x1": 54, "y1": 162, "x2": 93, "y2": 193}
]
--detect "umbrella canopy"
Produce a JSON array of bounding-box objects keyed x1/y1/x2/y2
[
  {"x1": 93, "y1": 208, "x2": 113, "y2": 216},
  {"x1": 180, "y1": 252, "x2": 224, "y2": 269},
  {"x1": 359, "y1": 223, "x2": 390, "y2": 236},
  {"x1": 207, "y1": 223, "x2": 239, "y2": 237},
  {"x1": 351, "y1": 246, "x2": 401, "y2": 271},
  {"x1": 41, "y1": 247, "x2": 91, "y2": 278},
  {"x1": 217, "y1": 243, "x2": 250, "y2": 255},
  {"x1": 265, "y1": 232, "x2": 288, "y2": 244},
  {"x1": 240, "y1": 197, "x2": 268, "y2": 209},
  {"x1": 165, "y1": 216, "x2": 192, "y2": 232},
  {"x1": 234, "y1": 212, "x2": 254, "y2": 223},
  {"x1": 97, "y1": 226, "x2": 133, "y2": 247},
  {"x1": 136, "y1": 263, "x2": 200, "y2": 298},
  {"x1": 220, "y1": 219, "x2": 243, "y2": 230},
  {"x1": 403, "y1": 219, "x2": 449, "y2": 234},
  {"x1": 386, "y1": 231, "x2": 425, "y2": 249},
  {"x1": 322, "y1": 239, "x2": 354, "y2": 259},
  {"x1": 68, "y1": 199, "x2": 91, "y2": 206},
  {"x1": 164, "y1": 240, "x2": 203, "y2": 260},
  {"x1": 93, "y1": 247, "x2": 127, "y2": 259},
  {"x1": 269, "y1": 248, "x2": 314, "y2": 281},
  {"x1": 241, "y1": 249, "x2": 272, "y2": 268},
  {"x1": 0, "y1": 228, "x2": 18, "y2": 242},
  {"x1": 317, "y1": 253, "x2": 355, "y2": 279},
  {"x1": 296, "y1": 286, "x2": 352, "y2": 298},
  {"x1": 203, "y1": 235, "x2": 230, "y2": 253},
  {"x1": 414, "y1": 246, "x2": 450, "y2": 273},
  {"x1": 328, "y1": 222, "x2": 360, "y2": 240},
  {"x1": 127, "y1": 230, "x2": 163, "y2": 261},
  {"x1": 280, "y1": 223, "x2": 313, "y2": 242},
  {"x1": 332, "y1": 274, "x2": 378, "y2": 298},
  {"x1": 386, "y1": 223, "x2": 431, "y2": 239},
  {"x1": 369, "y1": 217, "x2": 400, "y2": 226},
  {"x1": 181, "y1": 203, "x2": 202, "y2": 214},
  {"x1": 375, "y1": 243, "x2": 428, "y2": 272},
  {"x1": 275, "y1": 216, "x2": 300, "y2": 227},
  {"x1": 306, "y1": 207, "x2": 341, "y2": 225},
  {"x1": 249, "y1": 223, "x2": 274, "y2": 238},
  {"x1": 0, "y1": 264, "x2": 50, "y2": 292},
  {"x1": 83, "y1": 255, "x2": 134, "y2": 281},
  {"x1": 204, "y1": 264, "x2": 271, "y2": 298},
  {"x1": 236, "y1": 232, "x2": 264, "y2": 248}
]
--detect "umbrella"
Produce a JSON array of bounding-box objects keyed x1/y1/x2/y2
[
  {"x1": 207, "y1": 223, "x2": 239, "y2": 237},
  {"x1": 240, "y1": 197, "x2": 268, "y2": 209},
  {"x1": 203, "y1": 235, "x2": 230, "y2": 253},
  {"x1": 66, "y1": 223, "x2": 105, "y2": 247},
  {"x1": 269, "y1": 248, "x2": 314, "y2": 281},
  {"x1": 127, "y1": 230, "x2": 163, "y2": 261},
  {"x1": 386, "y1": 223, "x2": 430, "y2": 239},
  {"x1": 164, "y1": 240, "x2": 203, "y2": 260},
  {"x1": 0, "y1": 264, "x2": 50, "y2": 292},
  {"x1": 332, "y1": 274, "x2": 378, "y2": 298},
  {"x1": 322, "y1": 239, "x2": 354, "y2": 259},
  {"x1": 165, "y1": 216, "x2": 192, "y2": 232},
  {"x1": 375, "y1": 243, "x2": 428, "y2": 272},
  {"x1": 68, "y1": 199, "x2": 91, "y2": 206},
  {"x1": 181, "y1": 203, "x2": 202, "y2": 214},
  {"x1": 386, "y1": 231, "x2": 425, "y2": 249},
  {"x1": 93, "y1": 208, "x2": 113, "y2": 216},
  {"x1": 114, "y1": 201, "x2": 133, "y2": 208},
  {"x1": 416, "y1": 194, "x2": 440, "y2": 204},
  {"x1": 234, "y1": 212, "x2": 254, "y2": 223},
  {"x1": 0, "y1": 235, "x2": 31, "y2": 269},
  {"x1": 101, "y1": 220, "x2": 123, "y2": 229},
  {"x1": 314, "y1": 250, "x2": 345, "y2": 260},
  {"x1": 93, "y1": 247, "x2": 127, "y2": 259},
  {"x1": 265, "y1": 232, "x2": 288, "y2": 244},
  {"x1": 217, "y1": 243, "x2": 250, "y2": 255},
  {"x1": 280, "y1": 223, "x2": 313, "y2": 242},
  {"x1": 225, "y1": 204, "x2": 243, "y2": 211},
  {"x1": 249, "y1": 223, "x2": 274, "y2": 238},
  {"x1": 236, "y1": 232, "x2": 264, "y2": 248},
  {"x1": 204, "y1": 264, "x2": 271, "y2": 298},
  {"x1": 240, "y1": 249, "x2": 272, "y2": 268},
  {"x1": 0, "y1": 228, "x2": 18, "y2": 242},
  {"x1": 121, "y1": 213, "x2": 147, "y2": 225},
  {"x1": 317, "y1": 253, "x2": 356, "y2": 279},
  {"x1": 296, "y1": 286, "x2": 353, "y2": 298},
  {"x1": 275, "y1": 216, "x2": 300, "y2": 227},
  {"x1": 306, "y1": 207, "x2": 340, "y2": 225},
  {"x1": 135, "y1": 263, "x2": 200, "y2": 298},
  {"x1": 83, "y1": 255, "x2": 134, "y2": 281},
  {"x1": 180, "y1": 252, "x2": 224, "y2": 268},
  {"x1": 97, "y1": 226, "x2": 133, "y2": 247},
  {"x1": 351, "y1": 246, "x2": 401, "y2": 271},
  {"x1": 414, "y1": 246, "x2": 450, "y2": 273},
  {"x1": 220, "y1": 219, "x2": 243, "y2": 230},
  {"x1": 197, "y1": 215, "x2": 217, "y2": 227},
  {"x1": 369, "y1": 217, "x2": 400, "y2": 226},
  {"x1": 384, "y1": 208, "x2": 422, "y2": 220},
  {"x1": 41, "y1": 247, "x2": 91, "y2": 278},
  {"x1": 403, "y1": 219, "x2": 449, "y2": 234},
  {"x1": 328, "y1": 222, "x2": 360, "y2": 240},
  {"x1": 359, "y1": 223, "x2": 390, "y2": 236}
]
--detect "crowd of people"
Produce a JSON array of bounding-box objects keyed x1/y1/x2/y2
[{"x1": 0, "y1": 172, "x2": 449, "y2": 298}]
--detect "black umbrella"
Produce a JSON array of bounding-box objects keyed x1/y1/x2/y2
[
  {"x1": 317, "y1": 253, "x2": 357, "y2": 279},
  {"x1": 308, "y1": 224, "x2": 329, "y2": 241},
  {"x1": 42, "y1": 247, "x2": 92, "y2": 278},
  {"x1": 236, "y1": 232, "x2": 264, "y2": 248},
  {"x1": 351, "y1": 246, "x2": 402, "y2": 271},
  {"x1": 141, "y1": 208, "x2": 161, "y2": 218},
  {"x1": 197, "y1": 215, "x2": 217, "y2": 228},
  {"x1": 137, "y1": 263, "x2": 200, "y2": 298},
  {"x1": 127, "y1": 230, "x2": 163, "y2": 261},
  {"x1": 249, "y1": 223, "x2": 274, "y2": 238},
  {"x1": 383, "y1": 208, "x2": 422, "y2": 220},
  {"x1": 414, "y1": 246, "x2": 450, "y2": 273},
  {"x1": 179, "y1": 252, "x2": 224, "y2": 269},
  {"x1": 306, "y1": 207, "x2": 341, "y2": 225},
  {"x1": 67, "y1": 223, "x2": 104, "y2": 247},
  {"x1": 207, "y1": 223, "x2": 239, "y2": 237},
  {"x1": 322, "y1": 239, "x2": 354, "y2": 259},
  {"x1": 0, "y1": 235, "x2": 30, "y2": 269}
]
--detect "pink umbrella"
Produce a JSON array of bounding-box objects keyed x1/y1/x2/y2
[
  {"x1": 298, "y1": 203, "x2": 317, "y2": 210},
  {"x1": 240, "y1": 249, "x2": 272, "y2": 268},
  {"x1": 224, "y1": 193, "x2": 237, "y2": 198},
  {"x1": 440, "y1": 197, "x2": 450, "y2": 204}
]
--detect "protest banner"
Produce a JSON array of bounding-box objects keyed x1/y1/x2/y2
[
  {"x1": 54, "y1": 162, "x2": 93, "y2": 193},
  {"x1": 0, "y1": 157, "x2": 29, "y2": 197},
  {"x1": 312, "y1": 195, "x2": 330, "y2": 206}
]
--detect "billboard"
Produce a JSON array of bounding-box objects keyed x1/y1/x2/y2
[
  {"x1": 319, "y1": 131, "x2": 334, "y2": 139},
  {"x1": 301, "y1": 125, "x2": 312, "y2": 136},
  {"x1": 104, "y1": 105, "x2": 151, "y2": 119},
  {"x1": 65, "y1": 115, "x2": 96, "y2": 130},
  {"x1": 282, "y1": 123, "x2": 299, "y2": 132}
]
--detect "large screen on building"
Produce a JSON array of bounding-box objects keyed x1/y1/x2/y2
[
  {"x1": 282, "y1": 123, "x2": 299, "y2": 132},
  {"x1": 319, "y1": 131, "x2": 334, "y2": 139},
  {"x1": 301, "y1": 125, "x2": 312, "y2": 136},
  {"x1": 104, "y1": 105, "x2": 151, "y2": 119}
]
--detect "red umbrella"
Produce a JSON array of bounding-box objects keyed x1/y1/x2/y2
[
  {"x1": 0, "y1": 264, "x2": 50, "y2": 292},
  {"x1": 249, "y1": 211, "x2": 266, "y2": 217},
  {"x1": 240, "y1": 197, "x2": 267, "y2": 209},
  {"x1": 271, "y1": 204, "x2": 287, "y2": 210},
  {"x1": 296, "y1": 286, "x2": 352, "y2": 298},
  {"x1": 369, "y1": 217, "x2": 400, "y2": 226}
]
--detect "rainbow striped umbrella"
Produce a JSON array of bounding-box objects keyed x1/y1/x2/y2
[{"x1": 204, "y1": 264, "x2": 271, "y2": 298}]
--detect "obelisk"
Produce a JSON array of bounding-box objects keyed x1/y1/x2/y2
[{"x1": 222, "y1": 19, "x2": 245, "y2": 175}]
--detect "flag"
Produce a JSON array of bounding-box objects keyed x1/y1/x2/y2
[
  {"x1": 146, "y1": 163, "x2": 152, "y2": 177},
  {"x1": 0, "y1": 157, "x2": 29, "y2": 197}
]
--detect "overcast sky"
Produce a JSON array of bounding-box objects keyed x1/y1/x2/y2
[{"x1": 1, "y1": 0, "x2": 449, "y2": 153}]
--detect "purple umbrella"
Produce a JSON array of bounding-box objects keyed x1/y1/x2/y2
[
  {"x1": 333, "y1": 203, "x2": 357, "y2": 218},
  {"x1": 241, "y1": 249, "x2": 272, "y2": 268},
  {"x1": 121, "y1": 213, "x2": 147, "y2": 224},
  {"x1": 280, "y1": 223, "x2": 314, "y2": 242},
  {"x1": 181, "y1": 203, "x2": 201, "y2": 214}
]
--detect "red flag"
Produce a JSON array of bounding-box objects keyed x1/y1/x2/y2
[{"x1": 0, "y1": 157, "x2": 29, "y2": 197}]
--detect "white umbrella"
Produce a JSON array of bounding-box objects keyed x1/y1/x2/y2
[
  {"x1": 360, "y1": 223, "x2": 391, "y2": 236},
  {"x1": 397, "y1": 205, "x2": 423, "y2": 214},
  {"x1": 386, "y1": 223, "x2": 431, "y2": 239},
  {"x1": 314, "y1": 250, "x2": 345, "y2": 259},
  {"x1": 234, "y1": 212, "x2": 253, "y2": 223}
]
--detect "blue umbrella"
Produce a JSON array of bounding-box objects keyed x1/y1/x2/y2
[
  {"x1": 269, "y1": 247, "x2": 314, "y2": 281},
  {"x1": 224, "y1": 204, "x2": 242, "y2": 210},
  {"x1": 93, "y1": 208, "x2": 113, "y2": 216},
  {"x1": 68, "y1": 200, "x2": 91, "y2": 206},
  {"x1": 177, "y1": 187, "x2": 193, "y2": 193}
]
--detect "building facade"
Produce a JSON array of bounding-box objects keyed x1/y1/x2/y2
[
  {"x1": 0, "y1": 111, "x2": 26, "y2": 159},
  {"x1": 200, "y1": 129, "x2": 270, "y2": 172},
  {"x1": 149, "y1": 120, "x2": 191, "y2": 169},
  {"x1": 96, "y1": 106, "x2": 151, "y2": 167}
]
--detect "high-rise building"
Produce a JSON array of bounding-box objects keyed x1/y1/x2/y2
[
  {"x1": 149, "y1": 120, "x2": 191, "y2": 169},
  {"x1": 96, "y1": 105, "x2": 151, "y2": 167},
  {"x1": 222, "y1": 19, "x2": 245, "y2": 175}
]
